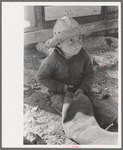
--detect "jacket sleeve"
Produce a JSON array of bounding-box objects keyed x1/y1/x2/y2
[
  {"x1": 79, "y1": 51, "x2": 95, "y2": 93},
  {"x1": 37, "y1": 57, "x2": 65, "y2": 93}
]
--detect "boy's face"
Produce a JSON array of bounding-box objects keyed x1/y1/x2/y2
[{"x1": 59, "y1": 35, "x2": 83, "y2": 56}]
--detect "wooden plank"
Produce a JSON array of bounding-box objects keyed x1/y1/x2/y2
[
  {"x1": 24, "y1": 29, "x2": 53, "y2": 45},
  {"x1": 24, "y1": 19, "x2": 118, "y2": 45},
  {"x1": 45, "y1": 6, "x2": 101, "y2": 21},
  {"x1": 24, "y1": 26, "x2": 38, "y2": 33}
]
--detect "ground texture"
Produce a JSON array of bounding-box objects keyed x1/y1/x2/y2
[{"x1": 23, "y1": 36, "x2": 118, "y2": 145}]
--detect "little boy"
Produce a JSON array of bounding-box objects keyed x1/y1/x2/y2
[{"x1": 37, "y1": 16, "x2": 95, "y2": 112}]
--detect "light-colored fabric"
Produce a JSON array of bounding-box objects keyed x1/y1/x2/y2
[
  {"x1": 62, "y1": 91, "x2": 118, "y2": 145},
  {"x1": 45, "y1": 16, "x2": 82, "y2": 48},
  {"x1": 51, "y1": 94, "x2": 65, "y2": 113},
  {"x1": 50, "y1": 91, "x2": 118, "y2": 127}
]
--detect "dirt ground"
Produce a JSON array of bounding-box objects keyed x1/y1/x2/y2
[
  {"x1": 23, "y1": 45, "x2": 78, "y2": 145},
  {"x1": 23, "y1": 37, "x2": 118, "y2": 145}
]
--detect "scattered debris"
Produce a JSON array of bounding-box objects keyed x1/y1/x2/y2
[
  {"x1": 24, "y1": 132, "x2": 47, "y2": 145},
  {"x1": 24, "y1": 36, "x2": 118, "y2": 145}
]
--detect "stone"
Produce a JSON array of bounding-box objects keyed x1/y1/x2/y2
[
  {"x1": 30, "y1": 106, "x2": 39, "y2": 113},
  {"x1": 91, "y1": 51, "x2": 118, "y2": 67},
  {"x1": 91, "y1": 55, "x2": 104, "y2": 67},
  {"x1": 40, "y1": 85, "x2": 49, "y2": 94},
  {"x1": 83, "y1": 36, "x2": 110, "y2": 52},
  {"x1": 65, "y1": 138, "x2": 78, "y2": 145},
  {"x1": 91, "y1": 87, "x2": 100, "y2": 93},
  {"x1": 36, "y1": 42, "x2": 54, "y2": 58},
  {"x1": 36, "y1": 42, "x2": 49, "y2": 58},
  {"x1": 25, "y1": 132, "x2": 47, "y2": 144},
  {"x1": 47, "y1": 136, "x2": 59, "y2": 145},
  {"x1": 24, "y1": 85, "x2": 34, "y2": 98},
  {"x1": 24, "y1": 91, "x2": 49, "y2": 107},
  {"x1": 23, "y1": 136, "x2": 33, "y2": 144},
  {"x1": 103, "y1": 51, "x2": 118, "y2": 65},
  {"x1": 105, "y1": 37, "x2": 118, "y2": 51}
]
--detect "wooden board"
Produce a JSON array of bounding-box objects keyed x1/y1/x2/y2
[{"x1": 45, "y1": 6, "x2": 101, "y2": 21}]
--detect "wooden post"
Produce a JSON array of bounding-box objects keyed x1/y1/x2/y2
[
  {"x1": 34, "y1": 6, "x2": 43, "y2": 30},
  {"x1": 101, "y1": 6, "x2": 107, "y2": 20}
]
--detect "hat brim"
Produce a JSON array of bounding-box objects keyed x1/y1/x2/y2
[{"x1": 45, "y1": 27, "x2": 82, "y2": 48}]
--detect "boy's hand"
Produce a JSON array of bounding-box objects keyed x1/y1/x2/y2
[
  {"x1": 74, "y1": 89, "x2": 84, "y2": 97},
  {"x1": 63, "y1": 84, "x2": 73, "y2": 93},
  {"x1": 63, "y1": 84, "x2": 68, "y2": 93}
]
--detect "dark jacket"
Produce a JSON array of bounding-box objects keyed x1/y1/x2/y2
[{"x1": 37, "y1": 46, "x2": 95, "y2": 94}]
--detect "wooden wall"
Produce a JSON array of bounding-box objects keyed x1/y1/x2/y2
[
  {"x1": 24, "y1": 6, "x2": 118, "y2": 45},
  {"x1": 44, "y1": 6, "x2": 101, "y2": 21}
]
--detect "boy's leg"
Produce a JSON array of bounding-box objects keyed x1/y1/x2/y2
[
  {"x1": 87, "y1": 90, "x2": 118, "y2": 130},
  {"x1": 40, "y1": 85, "x2": 65, "y2": 114}
]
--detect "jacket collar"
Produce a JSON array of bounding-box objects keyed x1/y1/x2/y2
[
  {"x1": 54, "y1": 46, "x2": 83, "y2": 64},
  {"x1": 54, "y1": 46, "x2": 71, "y2": 64}
]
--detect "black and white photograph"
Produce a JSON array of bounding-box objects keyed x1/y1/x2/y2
[{"x1": 2, "y1": 2, "x2": 121, "y2": 148}]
